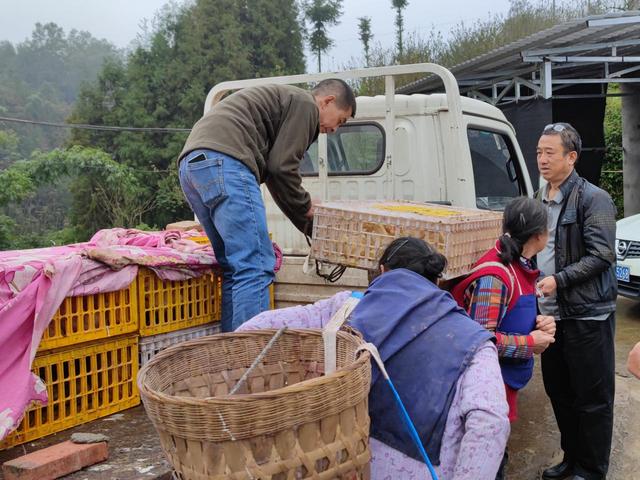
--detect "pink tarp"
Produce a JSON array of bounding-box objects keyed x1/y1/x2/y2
[{"x1": 0, "y1": 228, "x2": 282, "y2": 440}]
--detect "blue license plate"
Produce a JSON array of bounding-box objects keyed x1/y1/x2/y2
[{"x1": 616, "y1": 265, "x2": 630, "y2": 282}]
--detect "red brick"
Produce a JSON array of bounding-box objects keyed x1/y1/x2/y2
[{"x1": 2, "y1": 440, "x2": 108, "y2": 480}]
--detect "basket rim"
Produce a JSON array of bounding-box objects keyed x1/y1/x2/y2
[{"x1": 137, "y1": 328, "x2": 370, "y2": 406}]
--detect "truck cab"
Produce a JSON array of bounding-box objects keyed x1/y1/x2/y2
[{"x1": 269, "y1": 93, "x2": 533, "y2": 254}]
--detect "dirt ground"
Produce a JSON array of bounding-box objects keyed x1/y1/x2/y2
[
  {"x1": 0, "y1": 405, "x2": 172, "y2": 479},
  {"x1": 1, "y1": 297, "x2": 639, "y2": 479},
  {"x1": 507, "y1": 296, "x2": 640, "y2": 480}
]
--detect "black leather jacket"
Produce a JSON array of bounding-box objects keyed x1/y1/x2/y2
[{"x1": 537, "y1": 170, "x2": 617, "y2": 319}]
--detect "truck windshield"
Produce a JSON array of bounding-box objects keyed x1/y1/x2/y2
[
  {"x1": 301, "y1": 123, "x2": 385, "y2": 176},
  {"x1": 468, "y1": 128, "x2": 522, "y2": 211}
]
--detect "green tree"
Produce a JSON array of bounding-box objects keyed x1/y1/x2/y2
[
  {"x1": 0, "y1": 130, "x2": 20, "y2": 168},
  {"x1": 67, "y1": 0, "x2": 308, "y2": 237},
  {"x1": 358, "y1": 17, "x2": 373, "y2": 67},
  {"x1": 70, "y1": 0, "x2": 253, "y2": 231},
  {"x1": 0, "y1": 146, "x2": 153, "y2": 244},
  {"x1": 241, "y1": 0, "x2": 306, "y2": 76},
  {"x1": 0, "y1": 128, "x2": 40, "y2": 249},
  {"x1": 0, "y1": 23, "x2": 119, "y2": 157},
  {"x1": 15, "y1": 23, "x2": 67, "y2": 93},
  {"x1": 0, "y1": 6, "x2": 293, "y2": 248},
  {"x1": 346, "y1": 31, "x2": 444, "y2": 95},
  {"x1": 347, "y1": 0, "x2": 623, "y2": 95},
  {"x1": 63, "y1": 29, "x2": 121, "y2": 102},
  {"x1": 13, "y1": 22, "x2": 118, "y2": 103},
  {"x1": 601, "y1": 88, "x2": 623, "y2": 217},
  {"x1": 0, "y1": 162, "x2": 36, "y2": 206},
  {"x1": 303, "y1": 0, "x2": 343, "y2": 71},
  {"x1": 0, "y1": 214, "x2": 16, "y2": 250},
  {"x1": 391, "y1": 0, "x2": 409, "y2": 58}
]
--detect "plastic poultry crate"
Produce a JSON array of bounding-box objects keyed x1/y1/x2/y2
[
  {"x1": 1, "y1": 334, "x2": 140, "y2": 450},
  {"x1": 138, "y1": 322, "x2": 221, "y2": 366},
  {"x1": 39, "y1": 282, "x2": 138, "y2": 351},
  {"x1": 137, "y1": 268, "x2": 221, "y2": 336}
]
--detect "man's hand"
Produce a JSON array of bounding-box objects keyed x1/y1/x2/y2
[
  {"x1": 536, "y1": 315, "x2": 556, "y2": 336},
  {"x1": 627, "y1": 342, "x2": 640, "y2": 379},
  {"x1": 537, "y1": 275, "x2": 558, "y2": 297},
  {"x1": 530, "y1": 329, "x2": 555, "y2": 354}
]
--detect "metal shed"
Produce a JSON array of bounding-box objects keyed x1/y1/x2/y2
[{"x1": 399, "y1": 11, "x2": 640, "y2": 215}]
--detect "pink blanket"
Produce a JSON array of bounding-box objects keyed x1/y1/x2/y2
[{"x1": 0, "y1": 228, "x2": 282, "y2": 440}]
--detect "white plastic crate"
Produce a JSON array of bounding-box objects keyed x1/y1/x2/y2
[{"x1": 139, "y1": 322, "x2": 221, "y2": 366}]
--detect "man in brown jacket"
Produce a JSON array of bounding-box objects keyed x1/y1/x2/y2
[{"x1": 178, "y1": 79, "x2": 356, "y2": 331}]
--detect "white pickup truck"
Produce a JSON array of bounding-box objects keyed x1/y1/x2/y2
[{"x1": 204, "y1": 64, "x2": 534, "y2": 306}]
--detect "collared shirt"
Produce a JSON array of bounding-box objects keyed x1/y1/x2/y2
[
  {"x1": 537, "y1": 185, "x2": 563, "y2": 320},
  {"x1": 537, "y1": 183, "x2": 609, "y2": 321}
]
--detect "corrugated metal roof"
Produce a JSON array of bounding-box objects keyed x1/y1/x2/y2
[{"x1": 398, "y1": 10, "x2": 640, "y2": 95}]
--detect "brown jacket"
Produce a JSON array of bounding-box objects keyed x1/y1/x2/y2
[{"x1": 179, "y1": 84, "x2": 319, "y2": 232}]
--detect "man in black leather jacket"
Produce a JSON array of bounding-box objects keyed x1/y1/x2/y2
[{"x1": 535, "y1": 123, "x2": 617, "y2": 480}]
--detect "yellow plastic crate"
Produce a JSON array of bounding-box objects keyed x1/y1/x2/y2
[
  {"x1": 213, "y1": 271, "x2": 275, "y2": 311},
  {"x1": 188, "y1": 234, "x2": 275, "y2": 309},
  {"x1": 0, "y1": 334, "x2": 140, "y2": 450},
  {"x1": 38, "y1": 282, "x2": 138, "y2": 351},
  {"x1": 137, "y1": 268, "x2": 221, "y2": 336}
]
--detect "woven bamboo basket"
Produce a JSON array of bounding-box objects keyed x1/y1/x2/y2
[
  {"x1": 311, "y1": 201, "x2": 503, "y2": 279},
  {"x1": 138, "y1": 329, "x2": 372, "y2": 480}
]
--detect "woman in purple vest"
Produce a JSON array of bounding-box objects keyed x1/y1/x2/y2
[
  {"x1": 239, "y1": 237, "x2": 510, "y2": 480},
  {"x1": 451, "y1": 196, "x2": 556, "y2": 479}
]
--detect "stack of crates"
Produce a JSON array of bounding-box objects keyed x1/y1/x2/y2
[
  {"x1": 190, "y1": 234, "x2": 275, "y2": 309},
  {"x1": 0, "y1": 283, "x2": 141, "y2": 449},
  {"x1": 0, "y1": 241, "x2": 258, "y2": 449},
  {"x1": 136, "y1": 267, "x2": 222, "y2": 366}
]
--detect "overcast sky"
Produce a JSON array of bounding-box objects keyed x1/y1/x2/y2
[{"x1": 0, "y1": 0, "x2": 512, "y2": 72}]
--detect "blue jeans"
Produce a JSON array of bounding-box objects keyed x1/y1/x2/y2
[{"x1": 179, "y1": 149, "x2": 275, "y2": 332}]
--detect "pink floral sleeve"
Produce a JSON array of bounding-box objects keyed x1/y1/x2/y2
[
  {"x1": 448, "y1": 342, "x2": 510, "y2": 480},
  {"x1": 369, "y1": 341, "x2": 509, "y2": 480},
  {"x1": 238, "y1": 290, "x2": 352, "y2": 330}
]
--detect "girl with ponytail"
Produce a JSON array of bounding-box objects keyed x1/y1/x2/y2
[{"x1": 451, "y1": 196, "x2": 556, "y2": 480}]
